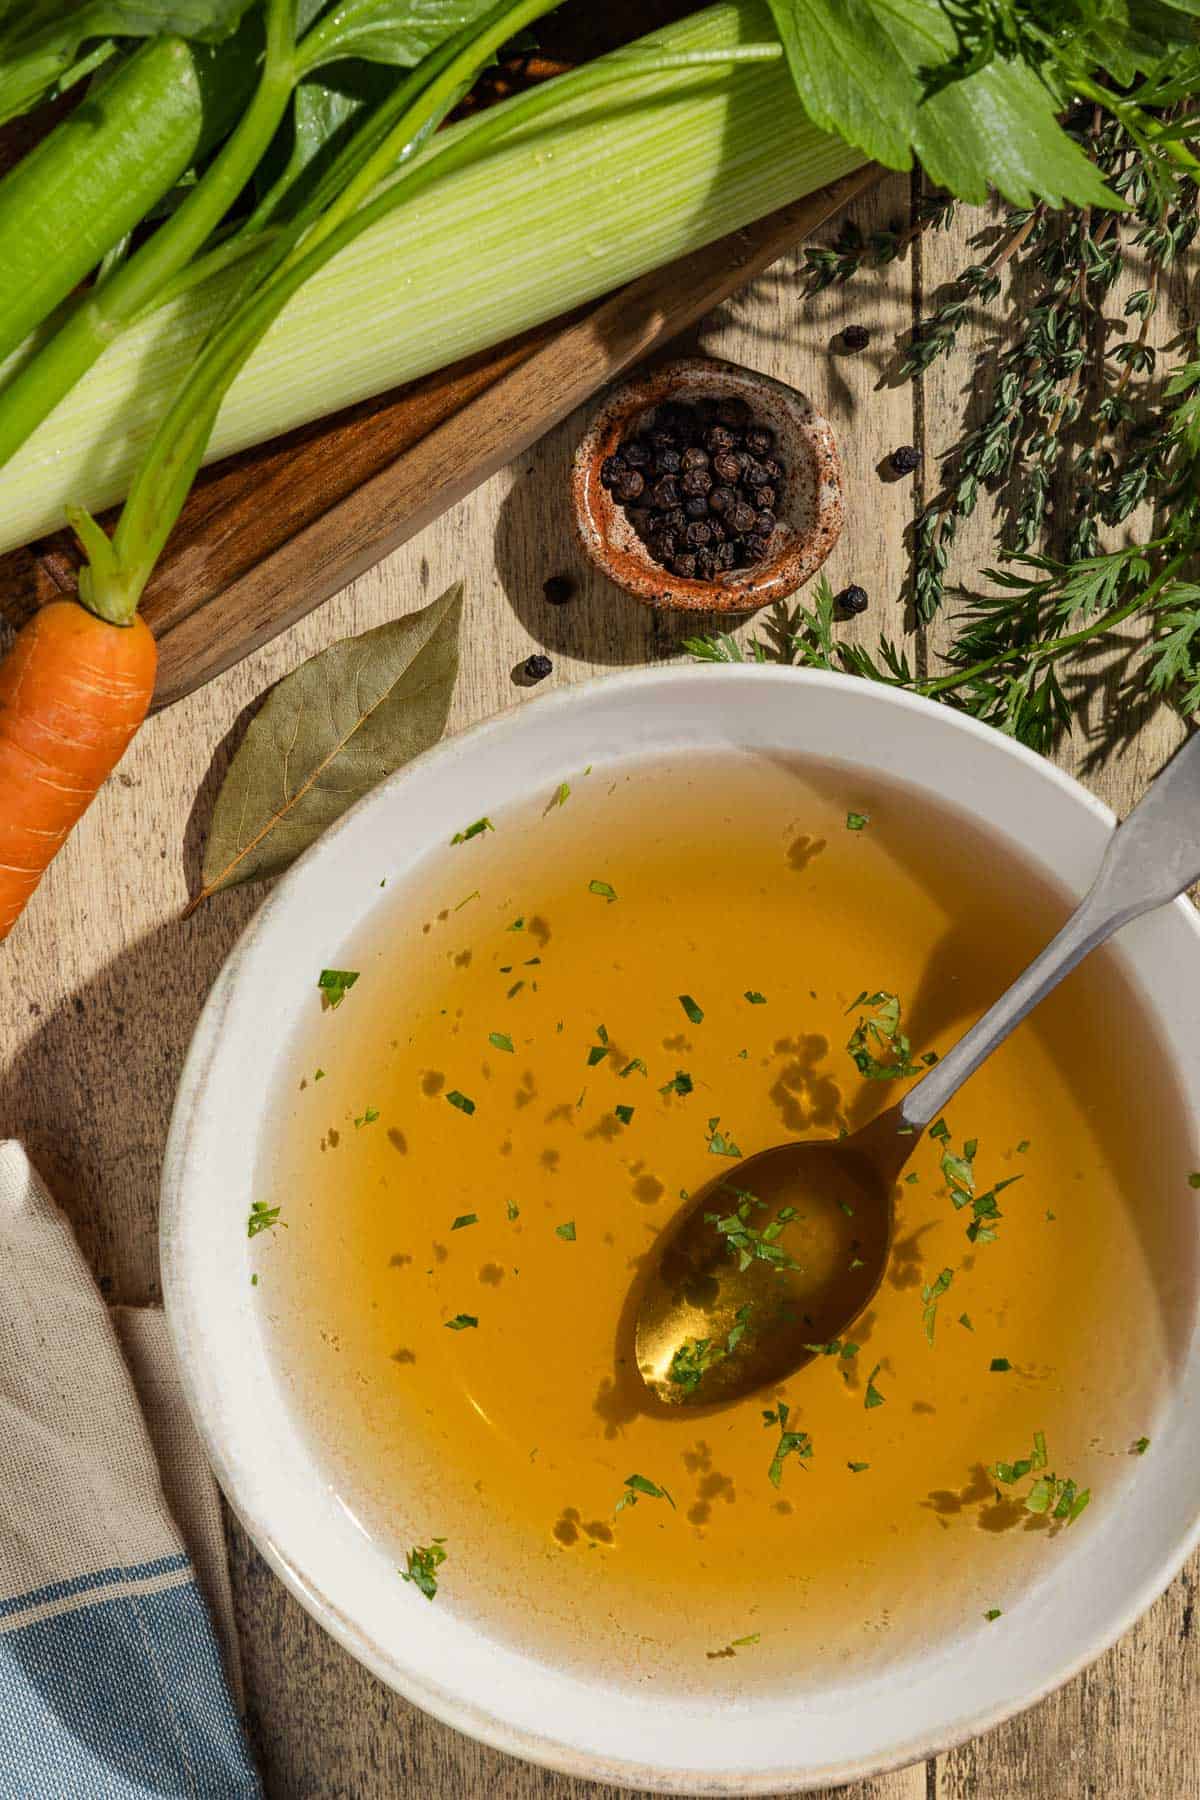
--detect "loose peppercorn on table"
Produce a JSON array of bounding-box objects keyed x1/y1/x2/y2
[{"x1": 1, "y1": 168, "x2": 1197, "y2": 1800}]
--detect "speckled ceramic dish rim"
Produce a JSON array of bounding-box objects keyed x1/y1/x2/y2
[{"x1": 161, "y1": 666, "x2": 1200, "y2": 1794}]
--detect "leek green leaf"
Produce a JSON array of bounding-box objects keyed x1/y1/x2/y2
[{"x1": 195, "y1": 584, "x2": 462, "y2": 901}]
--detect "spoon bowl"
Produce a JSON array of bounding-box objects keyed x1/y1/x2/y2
[{"x1": 637, "y1": 1109, "x2": 904, "y2": 1405}]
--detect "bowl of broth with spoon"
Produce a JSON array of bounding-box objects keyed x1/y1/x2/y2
[{"x1": 162, "y1": 665, "x2": 1200, "y2": 1792}]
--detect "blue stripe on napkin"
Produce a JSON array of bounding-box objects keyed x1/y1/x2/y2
[{"x1": 0, "y1": 1563, "x2": 261, "y2": 1798}]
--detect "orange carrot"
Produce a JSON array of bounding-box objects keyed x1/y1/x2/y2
[{"x1": 0, "y1": 601, "x2": 156, "y2": 942}]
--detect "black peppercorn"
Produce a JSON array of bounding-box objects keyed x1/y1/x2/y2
[
  {"x1": 841, "y1": 324, "x2": 870, "y2": 352},
  {"x1": 606, "y1": 398, "x2": 789, "y2": 578},
  {"x1": 542, "y1": 574, "x2": 574, "y2": 605},
  {"x1": 889, "y1": 444, "x2": 921, "y2": 475},
  {"x1": 836, "y1": 583, "x2": 869, "y2": 616},
  {"x1": 523, "y1": 653, "x2": 553, "y2": 681}
]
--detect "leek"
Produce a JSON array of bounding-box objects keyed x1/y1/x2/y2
[{"x1": 0, "y1": 1, "x2": 866, "y2": 556}]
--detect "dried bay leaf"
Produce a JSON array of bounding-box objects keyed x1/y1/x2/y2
[{"x1": 192, "y1": 583, "x2": 462, "y2": 904}]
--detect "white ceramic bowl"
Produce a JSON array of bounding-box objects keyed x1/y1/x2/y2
[{"x1": 162, "y1": 666, "x2": 1200, "y2": 1793}]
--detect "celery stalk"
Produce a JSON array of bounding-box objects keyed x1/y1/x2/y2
[{"x1": 0, "y1": 1, "x2": 867, "y2": 555}]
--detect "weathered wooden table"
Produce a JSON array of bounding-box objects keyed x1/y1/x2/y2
[{"x1": 2, "y1": 172, "x2": 1196, "y2": 1798}]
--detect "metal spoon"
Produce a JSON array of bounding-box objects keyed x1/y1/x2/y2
[{"x1": 636, "y1": 731, "x2": 1200, "y2": 1408}]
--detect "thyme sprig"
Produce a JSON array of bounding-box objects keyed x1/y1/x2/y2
[{"x1": 701, "y1": 90, "x2": 1200, "y2": 755}]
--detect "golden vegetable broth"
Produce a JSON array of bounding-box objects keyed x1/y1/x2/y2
[{"x1": 261, "y1": 755, "x2": 1190, "y2": 1690}]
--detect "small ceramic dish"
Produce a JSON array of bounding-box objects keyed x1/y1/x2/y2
[{"x1": 571, "y1": 355, "x2": 843, "y2": 614}]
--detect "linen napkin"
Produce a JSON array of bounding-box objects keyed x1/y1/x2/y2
[{"x1": 0, "y1": 1141, "x2": 261, "y2": 1799}]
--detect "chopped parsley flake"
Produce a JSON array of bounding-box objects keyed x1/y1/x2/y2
[
  {"x1": 659, "y1": 1070, "x2": 694, "y2": 1097},
  {"x1": 589, "y1": 879, "x2": 617, "y2": 902},
  {"x1": 804, "y1": 1338, "x2": 859, "y2": 1361},
  {"x1": 401, "y1": 1538, "x2": 447, "y2": 1600},
  {"x1": 989, "y1": 1434, "x2": 1089, "y2": 1525},
  {"x1": 508, "y1": 917, "x2": 524, "y2": 931},
  {"x1": 247, "y1": 1200, "x2": 281, "y2": 1238},
  {"x1": 555, "y1": 1220, "x2": 576, "y2": 1241},
  {"x1": 446, "y1": 1090, "x2": 475, "y2": 1115},
  {"x1": 454, "y1": 889, "x2": 479, "y2": 911},
  {"x1": 586, "y1": 1025, "x2": 610, "y2": 1067},
  {"x1": 1133, "y1": 1435, "x2": 1151, "y2": 1455},
  {"x1": 845, "y1": 990, "x2": 934, "y2": 1080},
  {"x1": 762, "y1": 1400, "x2": 812, "y2": 1487},
  {"x1": 450, "y1": 817, "x2": 493, "y2": 844},
  {"x1": 939, "y1": 1131, "x2": 1022, "y2": 1245},
  {"x1": 959, "y1": 1312, "x2": 974, "y2": 1331},
  {"x1": 706, "y1": 1116, "x2": 743, "y2": 1158},
  {"x1": 847, "y1": 1461, "x2": 870, "y2": 1473},
  {"x1": 990, "y1": 1357, "x2": 1012, "y2": 1372},
  {"x1": 864, "y1": 1363, "x2": 886, "y2": 1408},
  {"x1": 618, "y1": 1058, "x2": 647, "y2": 1078},
  {"x1": 552, "y1": 782, "x2": 570, "y2": 808},
  {"x1": 250, "y1": 1273, "x2": 258, "y2": 1287},
  {"x1": 615, "y1": 1104, "x2": 634, "y2": 1125},
  {"x1": 313, "y1": 1068, "x2": 325, "y2": 1082},
  {"x1": 744, "y1": 990, "x2": 767, "y2": 1005},
  {"x1": 1190, "y1": 1172, "x2": 1200, "y2": 1190},
  {"x1": 317, "y1": 968, "x2": 359, "y2": 1008},
  {"x1": 1016, "y1": 1139, "x2": 1031, "y2": 1153},
  {"x1": 921, "y1": 1267, "x2": 954, "y2": 1344},
  {"x1": 846, "y1": 811, "x2": 870, "y2": 831},
  {"x1": 489, "y1": 1031, "x2": 514, "y2": 1054},
  {"x1": 506, "y1": 1200, "x2": 520, "y2": 1221},
  {"x1": 354, "y1": 1106, "x2": 379, "y2": 1128},
  {"x1": 707, "y1": 1187, "x2": 800, "y2": 1272},
  {"x1": 451, "y1": 1214, "x2": 477, "y2": 1231},
  {"x1": 984, "y1": 1608, "x2": 1003, "y2": 1622},
  {"x1": 445, "y1": 1313, "x2": 478, "y2": 1330},
  {"x1": 707, "y1": 1631, "x2": 761, "y2": 1657},
  {"x1": 668, "y1": 1306, "x2": 751, "y2": 1395},
  {"x1": 679, "y1": 994, "x2": 704, "y2": 1024},
  {"x1": 615, "y1": 1473, "x2": 675, "y2": 1513}
]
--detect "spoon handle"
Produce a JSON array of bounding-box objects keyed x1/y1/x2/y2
[{"x1": 899, "y1": 730, "x2": 1200, "y2": 1132}]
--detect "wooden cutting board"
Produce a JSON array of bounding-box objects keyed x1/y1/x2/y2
[{"x1": 0, "y1": 165, "x2": 878, "y2": 709}]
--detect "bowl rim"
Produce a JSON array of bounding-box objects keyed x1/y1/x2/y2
[{"x1": 161, "y1": 663, "x2": 1200, "y2": 1794}]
